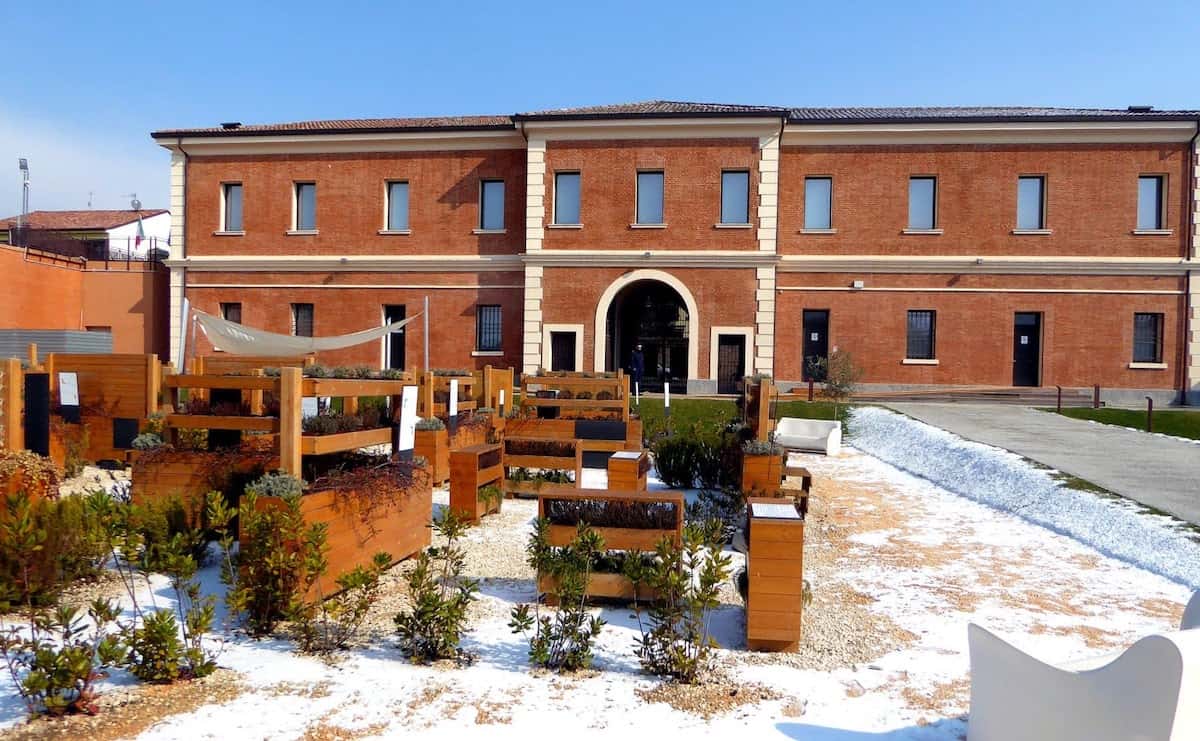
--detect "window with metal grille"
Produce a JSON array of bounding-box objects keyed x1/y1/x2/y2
[
  {"x1": 291, "y1": 303, "x2": 314, "y2": 337},
  {"x1": 476, "y1": 305, "x2": 501, "y2": 351},
  {"x1": 220, "y1": 302, "x2": 242, "y2": 324},
  {"x1": 1133, "y1": 313, "x2": 1163, "y2": 363},
  {"x1": 906, "y1": 310, "x2": 936, "y2": 360}
]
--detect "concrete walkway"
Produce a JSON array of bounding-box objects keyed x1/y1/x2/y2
[{"x1": 885, "y1": 403, "x2": 1200, "y2": 526}]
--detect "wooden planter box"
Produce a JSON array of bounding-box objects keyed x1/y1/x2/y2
[
  {"x1": 745, "y1": 497, "x2": 805, "y2": 652},
  {"x1": 130, "y1": 450, "x2": 279, "y2": 511},
  {"x1": 448, "y1": 420, "x2": 490, "y2": 451},
  {"x1": 300, "y1": 426, "x2": 393, "y2": 456},
  {"x1": 251, "y1": 470, "x2": 433, "y2": 598},
  {"x1": 414, "y1": 428, "x2": 449, "y2": 484},
  {"x1": 607, "y1": 450, "x2": 649, "y2": 492},
  {"x1": 448, "y1": 443, "x2": 504, "y2": 523},
  {"x1": 538, "y1": 572, "x2": 660, "y2": 604},
  {"x1": 742, "y1": 452, "x2": 784, "y2": 495},
  {"x1": 538, "y1": 488, "x2": 684, "y2": 551},
  {"x1": 502, "y1": 478, "x2": 575, "y2": 499},
  {"x1": 503, "y1": 436, "x2": 583, "y2": 476}
]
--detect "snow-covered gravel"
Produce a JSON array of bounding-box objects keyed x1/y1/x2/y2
[{"x1": 3, "y1": 420, "x2": 1195, "y2": 740}]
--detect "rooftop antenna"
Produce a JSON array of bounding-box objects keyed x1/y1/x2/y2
[
  {"x1": 17, "y1": 159, "x2": 29, "y2": 235},
  {"x1": 88, "y1": 191, "x2": 93, "y2": 208},
  {"x1": 122, "y1": 193, "x2": 141, "y2": 211}
]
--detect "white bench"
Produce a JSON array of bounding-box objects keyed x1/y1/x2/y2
[
  {"x1": 967, "y1": 590, "x2": 1200, "y2": 741},
  {"x1": 774, "y1": 417, "x2": 841, "y2": 456}
]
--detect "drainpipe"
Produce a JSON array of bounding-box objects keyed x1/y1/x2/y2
[{"x1": 1185, "y1": 121, "x2": 1199, "y2": 405}]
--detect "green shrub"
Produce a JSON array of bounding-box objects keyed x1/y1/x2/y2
[
  {"x1": 378, "y1": 368, "x2": 407, "y2": 380},
  {"x1": 509, "y1": 520, "x2": 606, "y2": 672},
  {"x1": 627, "y1": 521, "x2": 732, "y2": 683},
  {"x1": 415, "y1": 417, "x2": 445, "y2": 431},
  {"x1": 125, "y1": 609, "x2": 184, "y2": 682},
  {"x1": 686, "y1": 488, "x2": 746, "y2": 545},
  {"x1": 0, "y1": 492, "x2": 108, "y2": 611},
  {"x1": 395, "y1": 511, "x2": 478, "y2": 663},
  {"x1": 742, "y1": 438, "x2": 782, "y2": 456},
  {"x1": 477, "y1": 484, "x2": 503, "y2": 509},
  {"x1": 0, "y1": 599, "x2": 127, "y2": 716},
  {"x1": 650, "y1": 436, "x2": 702, "y2": 488},
  {"x1": 245, "y1": 471, "x2": 304, "y2": 500},
  {"x1": 291, "y1": 552, "x2": 390, "y2": 653},
  {"x1": 132, "y1": 432, "x2": 165, "y2": 451}
]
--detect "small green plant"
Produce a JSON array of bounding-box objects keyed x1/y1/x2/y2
[
  {"x1": 810, "y1": 348, "x2": 863, "y2": 420},
  {"x1": 378, "y1": 368, "x2": 408, "y2": 380},
  {"x1": 415, "y1": 417, "x2": 446, "y2": 431},
  {"x1": 0, "y1": 492, "x2": 107, "y2": 611},
  {"x1": 627, "y1": 520, "x2": 732, "y2": 683},
  {"x1": 509, "y1": 520, "x2": 606, "y2": 672},
  {"x1": 0, "y1": 599, "x2": 128, "y2": 716},
  {"x1": 742, "y1": 438, "x2": 782, "y2": 456},
  {"x1": 395, "y1": 511, "x2": 479, "y2": 663},
  {"x1": 245, "y1": 471, "x2": 304, "y2": 499},
  {"x1": 125, "y1": 609, "x2": 184, "y2": 682},
  {"x1": 291, "y1": 552, "x2": 390, "y2": 653},
  {"x1": 477, "y1": 484, "x2": 503, "y2": 511},
  {"x1": 686, "y1": 488, "x2": 746, "y2": 545},
  {"x1": 131, "y1": 432, "x2": 165, "y2": 450}
]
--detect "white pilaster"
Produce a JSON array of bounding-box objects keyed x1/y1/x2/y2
[
  {"x1": 522, "y1": 139, "x2": 547, "y2": 375},
  {"x1": 168, "y1": 150, "x2": 187, "y2": 365},
  {"x1": 753, "y1": 135, "x2": 780, "y2": 376}
]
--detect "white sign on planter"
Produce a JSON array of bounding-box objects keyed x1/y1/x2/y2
[
  {"x1": 449, "y1": 379, "x2": 459, "y2": 417},
  {"x1": 398, "y1": 385, "x2": 418, "y2": 453},
  {"x1": 57, "y1": 372, "x2": 79, "y2": 406}
]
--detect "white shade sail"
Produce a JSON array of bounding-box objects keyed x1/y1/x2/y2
[{"x1": 194, "y1": 309, "x2": 419, "y2": 356}]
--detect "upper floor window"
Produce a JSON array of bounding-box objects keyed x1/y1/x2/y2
[
  {"x1": 1016, "y1": 176, "x2": 1045, "y2": 230},
  {"x1": 1137, "y1": 175, "x2": 1165, "y2": 231},
  {"x1": 1132, "y1": 313, "x2": 1163, "y2": 364},
  {"x1": 221, "y1": 183, "x2": 243, "y2": 232},
  {"x1": 554, "y1": 172, "x2": 581, "y2": 225},
  {"x1": 636, "y1": 170, "x2": 664, "y2": 225},
  {"x1": 908, "y1": 177, "x2": 937, "y2": 230},
  {"x1": 291, "y1": 303, "x2": 314, "y2": 337},
  {"x1": 476, "y1": 305, "x2": 502, "y2": 352},
  {"x1": 480, "y1": 179, "x2": 505, "y2": 231},
  {"x1": 906, "y1": 310, "x2": 937, "y2": 360},
  {"x1": 220, "y1": 302, "x2": 242, "y2": 324},
  {"x1": 804, "y1": 177, "x2": 833, "y2": 230},
  {"x1": 386, "y1": 181, "x2": 409, "y2": 231},
  {"x1": 720, "y1": 170, "x2": 750, "y2": 224},
  {"x1": 294, "y1": 183, "x2": 316, "y2": 231}
]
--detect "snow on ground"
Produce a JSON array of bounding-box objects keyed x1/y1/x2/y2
[{"x1": 3, "y1": 418, "x2": 1195, "y2": 740}]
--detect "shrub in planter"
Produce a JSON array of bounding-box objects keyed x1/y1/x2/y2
[
  {"x1": 395, "y1": 510, "x2": 479, "y2": 663},
  {"x1": 0, "y1": 599, "x2": 128, "y2": 717},
  {"x1": 627, "y1": 520, "x2": 732, "y2": 683},
  {"x1": 0, "y1": 450, "x2": 61, "y2": 501},
  {"x1": 415, "y1": 417, "x2": 446, "y2": 431},
  {"x1": 132, "y1": 432, "x2": 165, "y2": 451},
  {"x1": 509, "y1": 520, "x2": 606, "y2": 672}
]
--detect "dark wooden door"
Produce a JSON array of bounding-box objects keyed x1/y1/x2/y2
[
  {"x1": 716, "y1": 335, "x2": 746, "y2": 395},
  {"x1": 384, "y1": 305, "x2": 406, "y2": 370},
  {"x1": 1012, "y1": 312, "x2": 1041, "y2": 387},
  {"x1": 550, "y1": 331, "x2": 576, "y2": 371},
  {"x1": 802, "y1": 310, "x2": 830, "y2": 381}
]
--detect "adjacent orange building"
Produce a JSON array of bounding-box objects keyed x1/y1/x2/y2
[{"x1": 152, "y1": 102, "x2": 1200, "y2": 404}]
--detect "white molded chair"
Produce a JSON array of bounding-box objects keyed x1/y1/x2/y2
[
  {"x1": 968, "y1": 591, "x2": 1200, "y2": 741},
  {"x1": 774, "y1": 417, "x2": 841, "y2": 456}
]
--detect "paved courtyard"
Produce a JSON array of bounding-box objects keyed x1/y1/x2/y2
[{"x1": 885, "y1": 403, "x2": 1200, "y2": 527}]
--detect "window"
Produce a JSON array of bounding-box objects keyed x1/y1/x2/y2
[
  {"x1": 906, "y1": 310, "x2": 937, "y2": 360},
  {"x1": 222, "y1": 183, "x2": 243, "y2": 232},
  {"x1": 636, "y1": 171, "x2": 664, "y2": 225},
  {"x1": 1133, "y1": 313, "x2": 1163, "y2": 363},
  {"x1": 554, "y1": 172, "x2": 581, "y2": 225},
  {"x1": 720, "y1": 170, "x2": 750, "y2": 224},
  {"x1": 479, "y1": 180, "x2": 504, "y2": 230},
  {"x1": 475, "y1": 305, "x2": 502, "y2": 351},
  {"x1": 220, "y1": 302, "x2": 242, "y2": 324},
  {"x1": 1137, "y1": 175, "x2": 1165, "y2": 230},
  {"x1": 804, "y1": 177, "x2": 833, "y2": 230},
  {"x1": 386, "y1": 181, "x2": 409, "y2": 231},
  {"x1": 1016, "y1": 176, "x2": 1045, "y2": 230},
  {"x1": 908, "y1": 177, "x2": 937, "y2": 230},
  {"x1": 291, "y1": 303, "x2": 314, "y2": 337},
  {"x1": 294, "y1": 183, "x2": 316, "y2": 231}
]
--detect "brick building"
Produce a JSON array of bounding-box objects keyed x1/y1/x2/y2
[{"x1": 152, "y1": 102, "x2": 1200, "y2": 403}]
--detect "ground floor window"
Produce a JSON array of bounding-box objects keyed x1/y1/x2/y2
[
  {"x1": 906, "y1": 310, "x2": 936, "y2": 360},
  {"x1": 291, "y1": 303, "x2": 314, "y2": 337},
  {"x1": 476, "y1": 305, "x2": 502, "y2": 352},
  {"x1": 220, "y1": 302, "x2": 242, "y2": 324},
  {"x1": 1132, "y1": 313, "x2": 1163, "y2": 363}
]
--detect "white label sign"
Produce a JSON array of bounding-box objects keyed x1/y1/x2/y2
[
  {"x1": 810, "y1": 332, "x2": 819, "y2": 341},
  {"x1": 57, "y1": 372, "x2": 79, "y2": 406},
  {"x1": 663, "y1": 381, "x2": 670, "y2": 407},
  {"x1": 398, "y1": 386, "x2": 418, "y2": 452},
  {"x1": 449, "y1": 379, "x2": 459, "y2": 417},
  {"x1": 301, "y1": 397, "x2": 319, "y2": 418},
  {"x1": 1020, "y1": 336, "x2": 1029, "y2": 345},
  {"x1": 498, "y1": 388, "x2": 505, "y2": 413}
]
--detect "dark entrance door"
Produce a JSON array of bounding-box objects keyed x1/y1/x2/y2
[
  {"x1": 1012, "y1": 312, "x2": 1041, "y2": 387},
  {"x1": 384, "y1": 305, "x2": 406, "y2": 370},
  {"x1": 607, "y1": 280, "x2": 689, "y2": 394},
  {"x1": 802, "y1": 310, "x2": 830, "y2": 381},
  {"x1": 716, "y1": 335, "x2": 745, "y2": 395},
  {"x1": 549, "y1": 331, "x2": 576, "y2": 371}
]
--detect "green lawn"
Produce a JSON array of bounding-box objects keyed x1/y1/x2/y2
[
  {"x1": 633, "y1": 397, "x2": 843, "y2": 438},
  {"x1": 1047, "y1": 407, "x2": 1200, "y2": 441}
]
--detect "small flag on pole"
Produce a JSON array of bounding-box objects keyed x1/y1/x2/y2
[{"x1": 134, "y1": 214, "x2": 146, "y2": 250}]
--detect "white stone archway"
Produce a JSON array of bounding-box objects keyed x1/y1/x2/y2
[{"x1": 593, "y1": 269, "x2": 700, "y2": 380}]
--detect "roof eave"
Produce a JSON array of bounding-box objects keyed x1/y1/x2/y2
[
  {"x1": 787, "y1": 113, "x2": 1200, "y2": 125},
  {"x1": 512, "y1": 109, "x2": 788, "y2": 123},
  {"x1": 150, "y1": 122, "x2": 517, "y2": 140}
]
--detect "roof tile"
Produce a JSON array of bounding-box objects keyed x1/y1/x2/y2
[{"x1": 0, "y1": 209, "x2": 168, "y2": 231}]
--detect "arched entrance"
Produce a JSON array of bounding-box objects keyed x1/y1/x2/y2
[{"x1": 594, "y1": 270, "x2": 698, "y2": 394}]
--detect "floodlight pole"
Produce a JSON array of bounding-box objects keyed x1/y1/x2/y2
[{"x1": 17, "y1": 158, "x2": 30, "y2": 238}]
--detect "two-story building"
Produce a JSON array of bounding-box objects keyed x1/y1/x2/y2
[{"x1": 152, "y1": 101, "x2": 1200, "y2": 404}]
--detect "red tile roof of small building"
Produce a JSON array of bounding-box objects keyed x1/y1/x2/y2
[
  {"x1": 151, "y1": 114, "x2": 514, "y2": 138},
  {"x1": 0, "y1": 209, "x2": 168, "y2": 231}
]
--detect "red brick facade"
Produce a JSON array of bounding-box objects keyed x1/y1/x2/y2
[{"x1": 156, "y1": 106, "x2": 1199, "y2": 402}]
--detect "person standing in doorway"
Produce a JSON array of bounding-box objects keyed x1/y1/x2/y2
[{"x1": 630, "y1": 344, "x2": 644, "y2": 388}]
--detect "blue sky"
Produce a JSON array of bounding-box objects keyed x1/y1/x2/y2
[{"x1": 2, "y1": 0, "x2": 1196, "y2": 214}]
